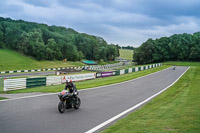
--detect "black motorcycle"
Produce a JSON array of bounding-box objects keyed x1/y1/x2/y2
[
  {"x1": 173, "y1": 65, "x2": 176, "y2": 70},
  {"x1": 58, "y1": 90, "x2": 81, "y2": 113}
]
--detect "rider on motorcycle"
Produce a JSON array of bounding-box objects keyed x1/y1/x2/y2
[{"x1": 65, "y1": 79, "x2": 78, "y2": 108}]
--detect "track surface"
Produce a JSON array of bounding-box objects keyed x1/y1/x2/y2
[
  {"x1": 0, "y1": 71, "x2": 55, "y2": 78},
  {"x1": 0, "y1": 66, "x2": 188, "y2": 133}
]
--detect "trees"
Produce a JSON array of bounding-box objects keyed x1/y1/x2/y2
[
  {"x1": 17, "y1": 32, "x2": 29, "y2": 54},
  {"x1": 0, "y1": 17, "x2": 119, "y2": 61},
  {"x1": 106, "y1": 45, "x2": 118, "y2": 61},
  {"x1": 134, "y1": 39, "x2": 154, "y2": 64},
  {"x1": 26, "y1": 30, "x2": 45, "y2": 60},
  {"x1": 189, "y1": 45, "x2": 200, "y2": 61},
  {"x1": 46, "y1": 39, "x2": 62, "y2": 60},
  {"x1": 122, "y1": 45, "x2": 134, "y2": 50},
  {"x1": 4, "y1": 23, "x2": 23, "y2": 49},
  {"x1": 134, "y1": 32, "x2": 200, "y2": 64},
  {"x1": 0, "y1": 23, "x2": 4, "y2": 48}
]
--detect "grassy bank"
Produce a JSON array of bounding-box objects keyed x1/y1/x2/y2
[
  {"x1": 0, "y1": 49, "x2": 121, "y2": 72},
  {"x1": 1, "y1": 65, "x2": 169, "y2": 94},
  {"x1": 118, "y1": 49, "x2": 133, "y2": 60},
  {"x1": 102, "y1": 62, "x2": 200, "y2": 133},
  {"x1": 0, "y1": 78, "x2": 3, "y2": 92},
  {"x1": 0, "y1": 49, "x2": 85, "y2": 71},
  {"x1": 164, "y1": 61, "x2": 200, "y2": 66},
  {"x1": 98, "y1": 61, "x2": 120, "y2": 65}
]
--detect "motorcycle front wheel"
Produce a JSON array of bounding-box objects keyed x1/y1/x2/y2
[
  {"x1": 58, "y1": 101, "x2": 65, "y2": 113},
  {"x1": 75, "y1": 97, "x2": 81, "y2": 109}
]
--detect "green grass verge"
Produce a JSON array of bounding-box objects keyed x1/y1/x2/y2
[
  {"x1": 164, "y1": 61, "x2": 200, "y2": 66},
  {"x1": 98, "y1": 61, "x2": 120, "y2": 65},
  {"x1": 101, "y1": 62, "x2": 200, "y2": 133},
  {"x1": 0, "y1": 97, "x2": 8, "y2": 100},
  {"x1": 0, "y1": 78, "x2": 3, "y2": 92},
  {"x1": 1, "y1": 65, "x2": 169, "y2": 94},
  {"x1": 0, "y1": 49, "x2": 85, "y2": 71},
  {"x1": 118, "y1": 49, "x2": 133, "y2": 60}
]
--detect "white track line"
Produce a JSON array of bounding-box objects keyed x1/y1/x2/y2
[
  {"x1": 85, "y1": 67, "x2": 190, "y2": 133},
  {"x1": 0, "y1": 66, "x2": 173, "y2": 102},
  {"x1": 0, "y1": 93, "x2": 58, "y2": 102}
]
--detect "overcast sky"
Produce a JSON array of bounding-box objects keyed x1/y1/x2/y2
[{"x1": 0, "y1": 0, "x2": 200, "y2": 47}]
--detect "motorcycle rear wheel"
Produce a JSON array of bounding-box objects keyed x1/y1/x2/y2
[{"x1": 58, "y1": 101, "x2": 65, "y2": 113}]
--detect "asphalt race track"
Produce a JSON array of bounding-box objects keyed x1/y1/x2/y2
[
  {"x1": 0, "y1": 71, "x2": 55, "y2": 78},
  {"x1": 0, "y1": 66, "x2": 189, "y2": 133}
]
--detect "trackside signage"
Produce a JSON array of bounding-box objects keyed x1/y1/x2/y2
[
  {"x1": 96, "y1": 71, "x2": 116, "y2": 78},
  {"x1": 101, "y1": 72, "x2": 114, "y2": 77},
  {"x1": 61, "y1": 73, "x2": 96, "y2": 83}
]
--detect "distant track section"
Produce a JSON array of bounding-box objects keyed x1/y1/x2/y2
[{"x1": 0, "y1": 71, "x2": 55, "y2": 78}]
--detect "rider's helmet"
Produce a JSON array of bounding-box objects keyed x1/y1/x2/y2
[{"x1": 66, "y1": 79, "x2": 73, "y2": 87}]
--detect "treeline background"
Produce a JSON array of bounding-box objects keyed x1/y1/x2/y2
[
  {"x1": 0, "y1": 17, "x2": 119, "y2": 61},
  {"x1": 134, "y1": 32, "x2": 200, "y2": 64},
  {"x1": 121, "y1": 46, "x2": 134, "y2": 50}
]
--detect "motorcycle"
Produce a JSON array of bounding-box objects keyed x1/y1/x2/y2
[
  {"x1": 173, "y1": 65, "x2": 176, "y2": 70},
  {"x1": 58, "y1": 90, "x2": 81, "y2": 113}
]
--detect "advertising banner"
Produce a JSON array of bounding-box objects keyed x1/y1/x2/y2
[
  {"x1": 61, "y1": 73, "x2": 96, "y2": 83},
  {"x1": 101, "y1": 72, "x2": 114, "y2": 77}
]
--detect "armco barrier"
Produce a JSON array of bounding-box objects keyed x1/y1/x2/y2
[
  {"x1": 97, "y1": 63, "x2": 162, "y2": 79},
  {"x1": 46, "y1": 76, "x2": 61, "y2": 86},
  {"x1": 4, "y1": 73, "x2": 96, "y2": 91},
  {"x1": 128, "y1": 68, "x2": 132, "y2": 73},
  {"x1": 96, "y1": 73, "x2": 102, "y2": 78},
  {"x1": 125, "y1": 69, "x2": 129, "y2": 74},
  {"x1": 0, "y1": 63, "x2": 123, "y2": 74},
  {"x1": 26, "y1": 77, "x2": 46, "y2": 88},
  {"x1": 115, "y1": 70, "x2": 120, "y2": 76},
  {"x1": 3, "y1": 63, "x2": 162, "y2": 91},
  {"x1": 4, "y1": 78, "x2": 26, "y2": 91},
  {"x1": 120, "y1": 69, "x2": 125, "y2": 75}
]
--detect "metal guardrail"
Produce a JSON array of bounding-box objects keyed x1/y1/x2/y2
[
  {"x1": 3, "y1": 63, "x2": 162, "y2": 91},
  {"x1": 3, "y1": 73, "x2": 96, "y2": 91},
  {"x1": 96, "y1": 63, "x2": 162, "y2": 77},
  {"x1": 0, "y1": 63, "x2": 124, "y2": 74},
  {"x1": 4, "y1": 78, "x2": 26, "y2": 91}
]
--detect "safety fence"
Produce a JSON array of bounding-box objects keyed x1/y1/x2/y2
[
  {"x1": 0, "y1": 63, "x2": 123, "y2": 74},
  {"x1": 96, "y1": 63, "x2": 162, "y2": 78},
  {"x1": 3, "y1": 63, "x2": 161, "y2": 91},
  {"x1": 4, "y1": 73, "x2": 96, "y2": 91}
]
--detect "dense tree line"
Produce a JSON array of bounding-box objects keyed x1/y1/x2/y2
[
  {"x1": 134, "y1": 32, "x2": 200, "y2": 64},
  {"x1": 121, "y1": 46, "x2": 135, "y2": 50},
  {"x1": 0, "y1": 17, "x2": 119, "y2": 61}
]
